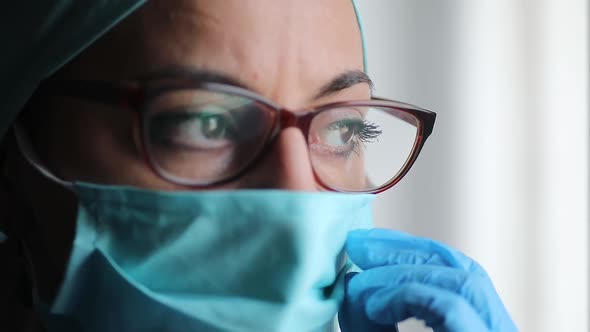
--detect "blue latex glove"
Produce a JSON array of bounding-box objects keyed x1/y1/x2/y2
[{"x1": 339, "y1": 228, "x2": 518, "y2": 332}]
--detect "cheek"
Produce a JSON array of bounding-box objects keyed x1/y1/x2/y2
[{"x1": 310, "y1": 153, "x2": 367, "y2": 190}]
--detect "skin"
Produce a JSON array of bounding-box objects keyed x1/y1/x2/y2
[{"x1": 4, "y1": 0, "x2": 370, "y2": 305}]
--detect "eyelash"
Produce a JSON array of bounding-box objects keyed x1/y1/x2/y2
[{"x1": 337, "y1": 120, "x2": 383, "y2": 158}]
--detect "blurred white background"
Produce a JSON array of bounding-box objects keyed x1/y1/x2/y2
[{"x1": 355, "y1": 1, "x2": 589, "y2": 331}]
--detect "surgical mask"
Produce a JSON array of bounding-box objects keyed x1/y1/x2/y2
[{"x1": 14, "y1": 127, "x2": 375, "y2": 332}]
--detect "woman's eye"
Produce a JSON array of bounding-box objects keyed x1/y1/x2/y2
[
  {"x1": 149, "y1": 109, "x2": 236, "y2": 150},
  {"x1": 199, "y1": 114, "x2": 228, "y2": 139},
  {"x1": 315, "y1": 118, "x2": 382, "y2": 157},
  {"x1": 323, "y1": 121, "x2": 356, "y2": 146}
]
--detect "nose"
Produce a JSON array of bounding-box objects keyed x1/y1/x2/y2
[{"x1": 238, "y1": 127, "x2": 318, "y2": 191}]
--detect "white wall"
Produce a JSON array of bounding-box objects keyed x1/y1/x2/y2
[{"x1": 356, "y1": 1, "x2": 589, "y2": 331}]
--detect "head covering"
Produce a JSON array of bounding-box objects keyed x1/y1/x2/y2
[
  {"x1": 0, "y1": 1, "x2": 147, "y2": 139},
  {"x1": 0, "y1": 0, "x2": 365, "y2": 139}
]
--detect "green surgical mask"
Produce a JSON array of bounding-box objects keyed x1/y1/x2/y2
[{"x1": 42, "y1": 183, "x2": 373, "y2": 332}]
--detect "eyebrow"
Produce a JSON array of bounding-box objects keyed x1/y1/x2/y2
[
  {"x1": 314, "y1": 70, "x2": 374, "y2": 99},
  {"x1": 139, "y1": 66, "x2": 373, "y2": 99}
]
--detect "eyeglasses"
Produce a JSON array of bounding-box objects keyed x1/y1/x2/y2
[{"x1": 36, "y1": 79, "x2": 436, "y2": 193}]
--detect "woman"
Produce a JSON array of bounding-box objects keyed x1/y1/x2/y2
[{"x1": 0, "y1": 1, "x2": 517, "y2": 331}]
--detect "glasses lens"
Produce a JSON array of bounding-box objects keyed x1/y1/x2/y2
[
  {"x1": 144, "y1": 89, "x2": 275, "y2": 184},
  {"x1": 309, "y1": 106, "x2": 419, "y2": 191}
]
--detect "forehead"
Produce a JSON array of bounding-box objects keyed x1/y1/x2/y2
[{"x1": 59, "y1": 0, "x2": 364, "y2": 105}]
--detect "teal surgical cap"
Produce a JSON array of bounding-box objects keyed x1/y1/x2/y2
[{"x1": 0, "y1": 1, "x2": 366, "y2": 139}]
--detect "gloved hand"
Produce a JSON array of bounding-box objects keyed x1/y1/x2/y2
[{"x1": 338, "y1": 228, "x2": 518, "y2": 332}]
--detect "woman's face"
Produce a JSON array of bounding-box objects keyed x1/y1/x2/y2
[
  {"x1": 32, "y1": 0, "x2": 369, "y2": 191},
  {"x1": 8, "y1": 0, "x2": 368, "y2": 302}
]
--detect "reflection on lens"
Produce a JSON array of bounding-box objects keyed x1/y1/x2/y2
[
  {"x1": 309, "y1": 106, "x2": 418, "y2": 191},
  {"x1": 145, "y1": 89, "x2": 275, "y2": 184}
]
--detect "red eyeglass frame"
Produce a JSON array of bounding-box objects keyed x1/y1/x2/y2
[{"x1": 36, "y1": 79, "x2": 436, "y2": 194}]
